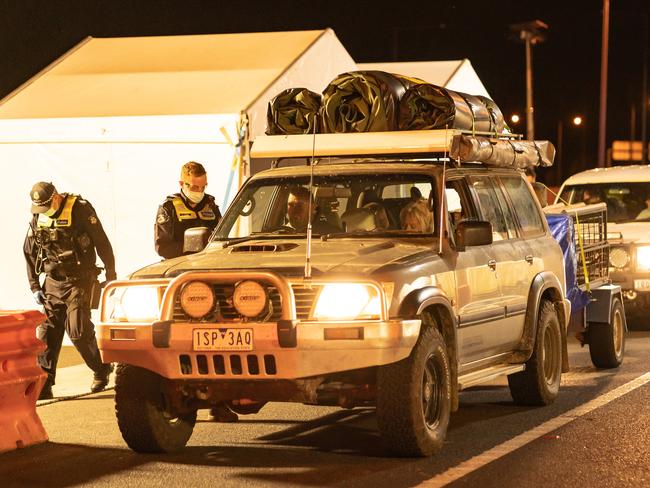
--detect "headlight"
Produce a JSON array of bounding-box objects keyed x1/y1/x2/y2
[
  {"x1": 609, "y1": 247, "x2": 630, "y2": 269},
  {"x1": 636, "y1": 246, "x2": 650, "y2": 271},
  {"x1": 233, "y1": 280, "x2": 267, "y2": 318},
  {"x1": 312, "y1": 283, "x2": 382, "y2": 320},
  {"x1": 180, "y1": 281, "x2": 215, "y2": 319},
  {"x1": 106, "y1": 285, "x2": 161, "y2": 322}
]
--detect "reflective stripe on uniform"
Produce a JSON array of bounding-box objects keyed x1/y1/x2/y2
[
  {"x1": 171, "y1": 196, "x2": 216, "y2": 221},
  {"x1": 37, "y1": 195, "x2": 77, "y2": 228}
]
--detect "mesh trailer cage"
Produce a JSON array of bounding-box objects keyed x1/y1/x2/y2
[{"x1": 566, "y1": 203, "x2": 609, "y2": 289}]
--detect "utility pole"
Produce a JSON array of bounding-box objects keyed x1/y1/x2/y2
[
  {"x1": 597, "y1": 0, "x2": 610, "y2": 167},
  {"x1": 509, "y1": 20, "x2": 548, "y2": 141},
  {"x1": 642, "y1": 12, "x2": 648, "y2": 163}
]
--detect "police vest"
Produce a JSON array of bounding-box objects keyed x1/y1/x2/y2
[
  {"x1": 171, "y1": 197, "x2": 217, "y2": 222},
  {"x1": 37, "y1": 195, "x2": 77, "y2": 228}
]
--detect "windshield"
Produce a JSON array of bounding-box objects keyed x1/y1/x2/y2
[
  {"x1": 560, "y1": 183, "x2": 650, "y2": 223},
  {"x1": 213, "y1": 173, "x2": 437, "y2": 241}
]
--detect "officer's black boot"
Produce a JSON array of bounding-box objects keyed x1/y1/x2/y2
[
  {"x1": 38, "y1": 378, "x2": 54, "y2": 400},
  {"x1": 90, "y1": 363, "x2": 114, "y2": 393}
]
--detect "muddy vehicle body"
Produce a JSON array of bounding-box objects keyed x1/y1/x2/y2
[{"x1": 98, "y1": 130, "x2": 570, "y2": 456}]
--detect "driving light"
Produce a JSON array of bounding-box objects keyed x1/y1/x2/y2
[
  {"x1": 609, "y1": 247, "x2": 630, "y2": 269},
  {"x1": 180, "y1": 281, "x2": 215, "y2": 319},
  {"x1": 233, "y1": 280, "x2": 267, "y2": 317},
  {"x1": 636, "y1": 246, "x2": 650, "y2": 271},
  {"x1": 312, "y1": 284, "x2": 381, "y2": 320},
  {"x1": 108, "y1": 286, "x2": 161, "y2": 322}
]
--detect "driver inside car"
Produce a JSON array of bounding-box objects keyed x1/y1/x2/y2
[{"x1": 286, "y1": 186, "x2": 341, "y2": 234}]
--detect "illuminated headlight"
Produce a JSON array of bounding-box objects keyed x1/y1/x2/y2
[
  {"x1": 609, "y1": 247, "x2": 630, "y2": 269},
  {"x1": 636, "y1": 246, "x2": 650, "y2": 271},
  {"x1": 180, "y1": 281, "x2": 215, "y2": 319},
  {"x1": 106, "y1": 286, "x2": 161, "y2": 323},
  {"x1": 233, "y1": 281, "x2": 267, "y2": 318},
  {"x1": 312, "y1": 283, "x2": 382, "y2": 320}
]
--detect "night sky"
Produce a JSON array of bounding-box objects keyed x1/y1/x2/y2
[{"x1": 1, "y1": 0, "x2": 648, "y2": 184}]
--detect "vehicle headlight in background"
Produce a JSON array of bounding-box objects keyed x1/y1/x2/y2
[
  {"x1": 106, "y1": 285, "x2": 161, "y2": 322},
  {"x1": 636, "y1": 246, "x2": 650, "y2": 271},
  {"x1": 180, "y1": 281, "x2": 215, "y2": 319},
  {"x1": 312, "y1": 283, "x2": 382, "y2": 320},
  {"x1": 609, "y1": 247, "x2": 630, "y2": 269}
]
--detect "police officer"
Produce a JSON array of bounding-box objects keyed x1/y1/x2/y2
[
  {"x1": 23, "y1": 182, "x2": 116, "y2": 400},
  {"x1": 154, "y1": 161, "x2": 221, "y2": 259},
  {"x1": 154, "y1": 161, "x2": 236, "y2": 422}
]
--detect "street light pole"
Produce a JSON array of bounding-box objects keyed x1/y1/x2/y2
[
  {"x1": 509, "y1": 20, "x2": 548, "y2": 141},
  {"x1": 524, "y1": 32, "x2": 535, "y2": 140},
  {"x1": 597, "y1": 0, "x2": 610, "y2": 167}
]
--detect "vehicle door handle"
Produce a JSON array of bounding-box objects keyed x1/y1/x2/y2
[
  {"x1": 487, "y1": 259, "x2": 497, "y2": 271},
  {"x1": 525, "y1": 254, "x2": 534, "y2": 264}
]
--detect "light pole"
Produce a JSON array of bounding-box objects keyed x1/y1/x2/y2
[{"x1": 509, "y1": 20, "x2": 548, "y2": 140}]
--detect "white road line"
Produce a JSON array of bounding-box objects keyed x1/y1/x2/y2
[{"x1": 419, "y1": 372, "x2": 650, "y2": 487}]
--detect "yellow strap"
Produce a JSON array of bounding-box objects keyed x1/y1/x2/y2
[{"x1": 573, "y1": 211, "x2": 590, "y2": 293}]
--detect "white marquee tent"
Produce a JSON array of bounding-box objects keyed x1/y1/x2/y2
[
  {"x1": 357, "y1": 59, "x2": 492, "y2": 98},
  {"x1": 0, "y1": 29, "x2": 355, "y2": 310}
]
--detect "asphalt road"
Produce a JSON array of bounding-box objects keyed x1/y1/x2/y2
[{"x1": 2, "y1": 332, "x2": 649, "y2": 488}]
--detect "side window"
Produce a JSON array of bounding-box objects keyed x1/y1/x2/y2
[
  {"x1": 492, "y1": 181, "x2": 518, "y2": 239},
  {"x1": 501, "y1": 176, "x2": 545, "y2": 237},
  {"x1": 470, "y1": 176, "x2": 509, "y2": 241},
  {"x1": 445, "y1": 178, "x2": 476, "y2": 231}
]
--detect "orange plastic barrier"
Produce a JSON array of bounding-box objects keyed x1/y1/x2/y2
[{"x1": 0, "y1": 310, "x2": 48, "y2": 453}]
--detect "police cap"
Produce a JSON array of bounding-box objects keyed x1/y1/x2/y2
[{"x1": 30, "y1": 181, "x2": 57, "y2": 214}]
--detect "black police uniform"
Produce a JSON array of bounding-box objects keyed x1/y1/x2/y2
[
  {"x1": 23, "y1": 193, "x2": 115, "y2": 389},
  {"x1": 154, "y1": 192, "x2": 221, "y2": 259}
]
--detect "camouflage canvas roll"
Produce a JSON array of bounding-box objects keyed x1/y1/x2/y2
[
  {"x1": 266, "y1": 88, "x2": 322, "y2": 135},
  {"x1": 320, "y1": 71, "x2": 424, "y2": 133}
]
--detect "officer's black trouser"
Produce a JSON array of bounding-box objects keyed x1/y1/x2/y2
[{"x1": 37, "y1": 275, "x2": 108, "y2": 384}]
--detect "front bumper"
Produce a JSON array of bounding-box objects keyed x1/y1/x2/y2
[
  {"x1": 97, "y1": 319, "x2": 420, "y2": 380},
  {"x1": 97, "y1": 270, "x2": 420, "y2": 380}
]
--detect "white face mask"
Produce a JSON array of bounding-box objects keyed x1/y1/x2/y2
[{"x1": 182, "y1": 187, "x2": 204, "y2": 204}]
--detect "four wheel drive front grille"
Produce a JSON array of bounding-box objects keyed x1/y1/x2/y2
[
  {"x1": 179, "y1": 353, "x2": 277, "y2": 376},
  {"x1": 173, "y1": 283, "x2": 321, "y2": 323}
]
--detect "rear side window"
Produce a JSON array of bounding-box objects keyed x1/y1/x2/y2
[{"x1": 501, "y1": 176, "x2": 545, "y2": 237}]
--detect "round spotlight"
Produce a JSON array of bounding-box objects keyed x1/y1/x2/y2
[
  {"x1": 233, "y1": 281, "x2": 267, "y2": 318},
  {"x1": 609, "y1": 247, "x2": 630, "y2": 269},
  {"x1": 180, "y1": 281, "x2": 215, "y2": 319},
  {"x1": 573, "y1": 116, "x2": 583, "y2": 126},
  {"x1": 511, "y1": 114, "x2": 520, "y2": 124}
]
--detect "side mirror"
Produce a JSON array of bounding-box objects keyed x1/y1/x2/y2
[
  {"x1": 455, "y1": 220, "x2": 492, "y2": 250},
  {"x1": 183, "y1": 227, "x2": 210, "y2": 254}
]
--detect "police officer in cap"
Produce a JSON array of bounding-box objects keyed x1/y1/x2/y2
[
  {"x1": 155, "y1": 161, "x2": 240, "y2": 422},
  {"x1": 154, "y1": 161, "x2": 221, "y2": 259},
  {"x1": 23, "y1": 182, "x2": 116, "y2": 399}
]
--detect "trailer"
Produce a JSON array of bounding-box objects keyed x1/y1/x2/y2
[{"x1": 544, "y1": 202, "x2": 626, "y2": 368}]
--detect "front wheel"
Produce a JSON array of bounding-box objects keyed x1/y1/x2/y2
[
  {"x1": 115, "y1": 364, "x2": 196, "y2": 453},
  {"x1": 377, "y1": 325, "x2": 451, "y2": 457},
  {"x1": 588, "y1": 297, "x2": 625, "y2": 368},
  {"x1": 508, "y1": 300, "x2": 562, "y2": 406}
]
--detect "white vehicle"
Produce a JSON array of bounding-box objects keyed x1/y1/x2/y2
[{"x1": 557, "y1": 165, "x2": 650, "y2": 326}]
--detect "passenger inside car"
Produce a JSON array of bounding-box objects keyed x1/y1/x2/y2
[
  {"x1": 636, "y1": 190, "x2": 650, "y2": 220},
  {"x1": 400, "y1": 198, "x2": 434, "y2": 233}
]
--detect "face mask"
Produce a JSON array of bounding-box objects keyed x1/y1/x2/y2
[
  {"x1": 43, "y1": 200, "x2": 59, "y2": 217},
  {"x1": 182, "y1": 187, "x2": 204, "y2": 204}
]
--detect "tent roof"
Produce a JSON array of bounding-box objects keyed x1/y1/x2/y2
[
  {"x1": 0, "y1": 30, "x2": 333, "y2": 119},
  {"x1": 357, "y1": 59, "x2": 491, "y2": 98}
]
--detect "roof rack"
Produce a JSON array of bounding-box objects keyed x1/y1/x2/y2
[{"x1": 250, "y1": 129, "x2": 553, "y2": 169}]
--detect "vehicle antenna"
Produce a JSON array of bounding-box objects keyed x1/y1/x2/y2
[
  {"x1": 439, "y1": 126, "x2": 449, "y2": 254},
  {"x1": 304, "y1": 116, "x2": 317, "y2": 280}
]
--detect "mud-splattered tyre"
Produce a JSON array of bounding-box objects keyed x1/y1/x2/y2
[
  {"x1": 115, "y1": 364, "x2": 196, "y2": 453},
  {"x1": 508, "y1": 300, "x2": 562, "y2": 406},
  {"x1": 588, "y1": 297, "x2": 625, "y2": 369},
  {"x1": 377, "y1": 326, "x2": 451, "y2": 457}
]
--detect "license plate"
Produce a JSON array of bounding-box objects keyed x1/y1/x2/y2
[
  {"x1": 193, "y1": 328, "x2": 253, "y2": 351},
  {"x1": 634, "y1": 279, "x2": 650, "y2": 291}
]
